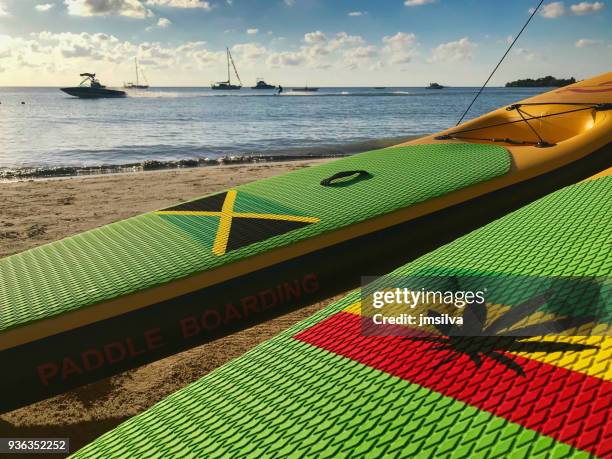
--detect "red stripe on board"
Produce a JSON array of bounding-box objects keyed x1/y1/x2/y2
[{"x1": 294, "y1": 312, "x2": 612, "y2": 457}]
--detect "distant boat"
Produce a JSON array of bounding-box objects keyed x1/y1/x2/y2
[
  {"x1": 124, "y1": 58, "x2": 149, "y2": 89},
  {"x1": 374, "y1": 87, "x2": 386, "y2": 89},
  {"x1": 427, "y1": 82, "x2": 444, "y2": 89},
  {"x1": 212, "y1": 48, "x2": 242, "y2": 90},
  {"x1": 291, "y1": 86, "x2": 319, "y2": 92},
  {"x1": 252, "y1": 78, "x2": 276, "y2": 89},
  {"x1": 60, "y1": 73, "x2": 126, "y2": 99}
]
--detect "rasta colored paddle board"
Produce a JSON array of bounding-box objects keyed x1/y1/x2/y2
[
  {"x1": 73, "y1": 169, "x2": 612, "y2": 458},
  {"x1": 1, "y1": 73, "x2": 611, "y2": 413}
]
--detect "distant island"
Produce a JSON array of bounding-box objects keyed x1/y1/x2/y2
[{"x1": 505, "y1": 76, "x2": 576, "y2": 87}]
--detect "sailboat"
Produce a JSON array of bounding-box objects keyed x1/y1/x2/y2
[
  {"x1": 212, "y1": 48, "x2": 242, "y2": 90},
  {"x1": 124, "y1": 58, "x2": 149, "y2": 89}
]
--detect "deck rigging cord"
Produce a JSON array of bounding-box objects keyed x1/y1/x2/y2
[
  {"x1": 437, "y1": 102, "x2": 611, "y2": 146},
  {"x1": 455, "y1": 0, "x2": 545, "y2": 127}
]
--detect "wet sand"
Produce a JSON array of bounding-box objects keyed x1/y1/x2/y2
[{"x1": 0, "y1": 159, "x2": 348, "y2": 455}]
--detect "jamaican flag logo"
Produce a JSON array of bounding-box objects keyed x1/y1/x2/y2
[{"x1": 155, "y1": 190, "x2": 319, "y2": 256}]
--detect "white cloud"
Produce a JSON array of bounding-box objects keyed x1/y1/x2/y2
[
  {"x1": 26, "y1": 31, "x2": 129, "y2": 60},
  {"x1": 304, "y1": 31, "x2": 327, "y2": 44},
  {"x1": 0, "y1": 45, "x2": 10, "y2": 59},
  {"x1": 514, "y1": 47, "x2": 539, "y2": 61},
  {"x1": 343, "y1": 45, "x2": 377, "y2": 70},
  {"x1": 530, "y1": 1, "x2": 605, "y2": 16},
  {"x1": 302, "y1": 43, "x2": 330, "y2": 60},
  {"x1": 348, "y1": 11, "x2": 364, "y2": 16},
  {"x1": 267, "y1": 51, "x2": 304, "y2": 67},
  {"x1": 35, "y1": 3, "x2": 55, "y2": 11},
  {"x1": 429, "y1": 37, "x2": 476, "y2": 63},
  {"x1": 404, "y1": 0, "x2": 434, "y2": 5},
  {"x1": 0, "y1": 31, "x2": 228, "y2": 80},
  {"x1": 65, "y1": 0, "x2": 153, "y2": 18},
  {"x1": 0, "y1": 1, "x2": 10, "y2": 16},
  {"x1": 539, "y1": 2, "x2": 566, "y2": 18},
  {"x1": 283, "y1": 0, "x2": 294, "y2": 5},
  {"x1": 570, "y1": 1, "x2": 605, "y2": 14},
  {"x1": 146, "y1": 0, "x2": 212, "y2": 8},
  {"x1": 575, "y1": 38, "x2": 603, "y2": 47},
  {"x1": 232, "y1": 42, "x2": 267, "y2": 61},
  {"x1": 246, "y1": 28, "x2": 258, "y2": 35},
  {"x1": 330, "y1": 32, "x2": 364, "y2": 47},
  {"x1": 344, "y1": 45, "x2": 377, "y2": 60},
  {"x1": 157, "y1": 17, "x2": 171, "y2": 27},
  {"x1": 382, "y1": 32, "x2": 417, "y2": 63},
  {"x1": 382, "y1": 32, "x2": 416, "y2": 51},
  {"x1": 267, "y1": 31, "x2": 365, "y2": 69}
]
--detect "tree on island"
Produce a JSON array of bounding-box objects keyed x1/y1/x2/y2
[{"x1": 505, "y1": 76, "x2": 576, "y2": 87}]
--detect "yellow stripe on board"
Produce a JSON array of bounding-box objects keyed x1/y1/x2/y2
[
  {"x1": 343, "y1": 302, "x2": 612, "y2": 380},
  {"x1": 155, "y1": 210, "x2": 319, "y2": 224},
  {"x1": 213, "y1": 190, "x2": 238, "y2": 256},
  {"x1": 232, "y1": 213, "x2": 319, "y2": 223}
]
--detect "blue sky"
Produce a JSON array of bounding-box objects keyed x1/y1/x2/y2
[{"x1": 0, "y1": 0, "x2": 610, "y2": 86}]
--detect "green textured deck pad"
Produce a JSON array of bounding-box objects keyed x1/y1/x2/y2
[
  {"x1": 73, "y1": 176, "x2": 611, "y2": 458},
  {"x1": 0, "y1": 143, "x2": 510, "y2": 333}
]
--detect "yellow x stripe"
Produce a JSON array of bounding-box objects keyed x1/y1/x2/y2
[
  {"x1": 213, "y1": 189, "x2": 238, "y2": 256},
  {"x1": 155, "y1": 190, "x2": 320, "y2": 256}
]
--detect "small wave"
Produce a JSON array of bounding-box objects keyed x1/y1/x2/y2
[
  {"x1": 0, "y1": 154, "x2": 339, "y2": 180},
  {"x1": 0, "y1": 135, "x2": 421, "y2": 180},
  {"x1": 272, "y1": 91, "x2": 418, "y2": 97},
  {"x1": 125, "y1": 91, "x2": 191, "y2": 98},
  {"x1": 123, "y1": 90, "x2": 440, "y2": 99}
]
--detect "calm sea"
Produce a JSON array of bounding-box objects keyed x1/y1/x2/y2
[{"x1": 0, "y1": 86, "x2": 548, "y2": 177}]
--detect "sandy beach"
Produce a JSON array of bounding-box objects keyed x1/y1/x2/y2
[{"x1": 0, "y1": 160, "x2": 347, "y2": 455}]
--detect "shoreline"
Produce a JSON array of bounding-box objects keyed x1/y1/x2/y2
[
  {"x1": 3, "y1": 157, "x2": 334, "y2": 184},
  {"x1": 0, "y1": 135, "x2": 419, "y2": 181},
  {"x1": 0, "y1": 154, "x2": 342, "y2": 182}
]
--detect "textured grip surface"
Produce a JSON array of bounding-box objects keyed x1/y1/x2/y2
[{"x1": 73, "y1": 176, "x2": 611, "y2": 458}]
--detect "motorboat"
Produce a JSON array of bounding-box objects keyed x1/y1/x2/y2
[
  {"x1": 252, "y1": 78, "x2": 276, "y2": 89},
  {"x1": 61, "y1": 73, "x2": 126, "y2": 98}
]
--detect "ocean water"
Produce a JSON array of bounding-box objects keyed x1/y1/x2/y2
[{"x1": 0, "y1": 86, "x2": 548, "y2": 175}]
